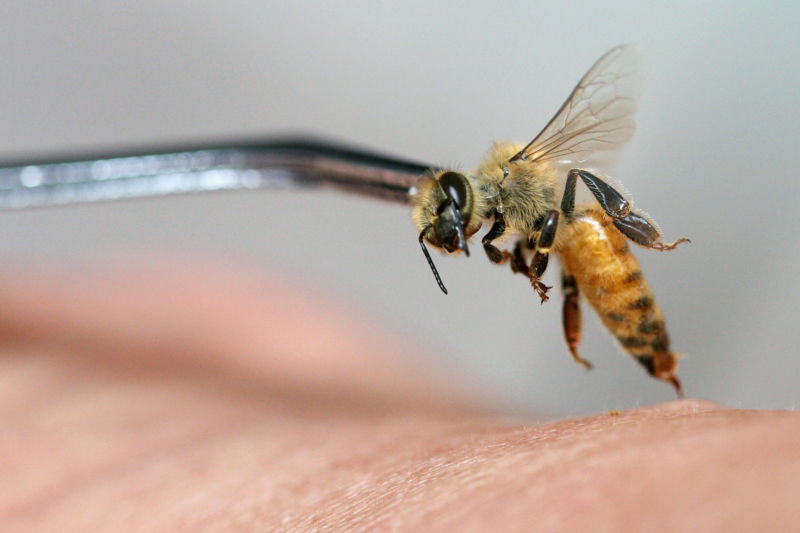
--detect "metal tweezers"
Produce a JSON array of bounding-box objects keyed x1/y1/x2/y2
[{"x1": 0, "y1": 137, "x2": 432, "y2": 210}]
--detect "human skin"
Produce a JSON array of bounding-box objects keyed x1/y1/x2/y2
[{"x1": 1, "y1": 260, "x2": 799, "y2": 532}]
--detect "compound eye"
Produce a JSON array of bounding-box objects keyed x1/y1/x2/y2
[{"x1": 438, "y1": 171, "x2": 468, "y2": 209}]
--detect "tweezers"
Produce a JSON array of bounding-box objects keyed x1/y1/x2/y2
[{"x1": 0, "y1": 137, "x2": 432, "y2": 210}]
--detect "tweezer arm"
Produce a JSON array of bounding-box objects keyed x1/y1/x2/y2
[{"x1": 0, "y1": 138, "x2": 433, "y2": 210}]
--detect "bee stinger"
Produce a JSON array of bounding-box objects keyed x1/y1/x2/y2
[{"x1": 411, "y1": 45, "x2": 690, "y2": 395}]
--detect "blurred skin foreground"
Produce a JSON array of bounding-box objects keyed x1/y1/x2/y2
[{"x1": 1, "y1": 258, "x2": 800, "y2": 532}]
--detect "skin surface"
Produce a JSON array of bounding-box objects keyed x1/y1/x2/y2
[{"x1": 1, "y1": 259, "x2": 799, "y2": 532}]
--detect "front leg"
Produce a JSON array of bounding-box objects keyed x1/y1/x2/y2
[
  {"x1": 529, "y1": 209, "x2": 560, "y2": 303},
  {"x1": 510, "y1": 239, "x2": 532, "y2": 276},
  {"x1": 482, "y1": 212, "x2": 543, "y2": 282},
  {"x1": 482, "y1": 211, "x2": 514, "y2": 265}
]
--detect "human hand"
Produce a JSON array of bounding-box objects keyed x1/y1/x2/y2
[{"x1": 2, "y1": 259, "x2": 798, "y2": 531}]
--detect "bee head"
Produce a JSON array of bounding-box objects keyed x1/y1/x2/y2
[{"x1": 410, "y1": 170, "x2": 476, "y2": 294}]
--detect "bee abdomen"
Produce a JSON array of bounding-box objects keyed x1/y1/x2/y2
[{"x1": 556, "y1": 209, "x2": 679, "y2": 382}]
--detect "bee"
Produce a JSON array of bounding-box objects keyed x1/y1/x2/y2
[
  {"x1": 0, "y1": 44, "x2": 688, "y2": 394},
  {"x1": 411, "y1": 45, "x2": 689, "y2": 395}
]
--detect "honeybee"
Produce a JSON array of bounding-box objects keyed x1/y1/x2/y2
[{"x1": 410, "y1": 45, "x2": 689, "y2": 395}]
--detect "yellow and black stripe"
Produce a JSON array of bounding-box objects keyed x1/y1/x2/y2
[{"x1": 556, "y1": 209, "x2": 680, "y2": 393}]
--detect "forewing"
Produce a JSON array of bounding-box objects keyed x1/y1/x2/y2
[{"x1": 510, "y1": 45, "x2": 644, "y2": 167}]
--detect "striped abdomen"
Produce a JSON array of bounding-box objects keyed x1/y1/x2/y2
[{"x1": 556, "y1": 209, "x2": 679, "y2": 385}]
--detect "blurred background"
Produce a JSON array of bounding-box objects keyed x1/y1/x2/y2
[{"x1": 0, "y1": 1, "x2": 797, "y2": 417}]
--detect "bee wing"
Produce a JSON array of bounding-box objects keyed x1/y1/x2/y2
[{"x1": 510, "y1": 45, "x2": 644, "y2": 166}]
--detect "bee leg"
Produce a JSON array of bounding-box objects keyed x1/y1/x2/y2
[
  {"x1": 563, "y1": 169, "x2": 690, "y2": 251},
  {"x1": 529, "y1": 210, "x2": 559, "y2": 303},
  {"x1": 562, "y1": 272, "x2": 592, "y2": 370},
  {"x1": 530, "y1": 254, "x2": 551, "y2": 303},
  {"x1": 564, "y1": 169, "x2": 631, "y2": 219},
  {"x1": 481, "y1": 211, "x2": 509, "y2": 264},
  {"x1": 510, "y1": 239, "x2": 531, "y2": 275},
  {"x1": 481, "y1": 210, "x2": 526, "y2": 267},
  {"x1": 612, "y1": 210, "x2": 691, "y2": 251},
  {"x1": 482, "y1": 213, "x2": 547, "y2": 283}
]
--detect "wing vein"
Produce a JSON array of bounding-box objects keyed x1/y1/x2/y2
[{"x1": 509, "y1": 45, "x2": 644, "y2": 168}]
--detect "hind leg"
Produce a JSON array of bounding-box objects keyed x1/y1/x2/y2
[
  {"x1": 612, "y1": 211, "x2": 690, "y2": 251},
  {"x1": 561, "y1": 271, "x2": 593, "y2": 370},
  {"x1": 563, "y1": 169, "x2": 631, "y2": 220},
  {"x1": 562, "y1": 169, "x2": 689, "y2": 251}
]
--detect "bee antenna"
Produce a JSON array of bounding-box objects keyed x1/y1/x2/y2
[{"x1": 419, "y1": 229, "x2": 448, "y2": 295}]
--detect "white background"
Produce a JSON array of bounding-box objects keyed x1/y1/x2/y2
[{"x1": 1, "y1": 2, "x2": 798, "y2": 417}]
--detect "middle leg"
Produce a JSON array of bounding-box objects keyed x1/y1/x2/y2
[{"x1": 528, "y1": 209, "x2": 559, "y2": 303}]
